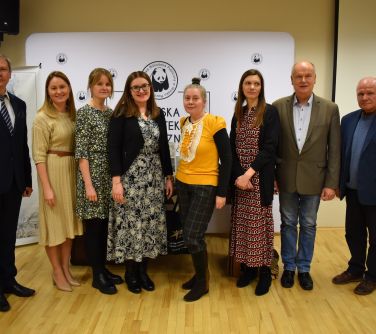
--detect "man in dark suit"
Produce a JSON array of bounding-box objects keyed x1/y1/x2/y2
[
  {"x1": 0, "y1": 55, "x2": 34, "y2": 312},
  {"x1": 332, "y1": 77, "x2": 376, "y2": 295},
  {"x1": 273, "y1": 61, "x2": 340, "y2": 290}
]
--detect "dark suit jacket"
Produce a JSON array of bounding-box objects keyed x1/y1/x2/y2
[
  {"x1": 0, "y1": 93, "x2": 32, "y2": 194},
  {"x1": 273, "y1": 94, "x2": 340, "y2": 195},
  {"x1": 108, "y1": 110, "x2": 173, "y2": 177},
  {"x1": 339, "y1": 110, "x2": 376, "y2": 205},
  {"x1": 230, "y1": 104, "x2": 280, "y2": 206}
]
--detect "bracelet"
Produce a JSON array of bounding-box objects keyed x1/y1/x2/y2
[{"x1": 166, "y1": 175, "x2": 174, "y2": 182}]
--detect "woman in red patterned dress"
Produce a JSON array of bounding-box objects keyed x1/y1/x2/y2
[{"x1": 230, "y1": 69, "x2": 280, "y2": 296}]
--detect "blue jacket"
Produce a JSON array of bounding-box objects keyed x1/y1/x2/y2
[{"x1": 339, "y1": 109, "x2": 376, "y2": 205}]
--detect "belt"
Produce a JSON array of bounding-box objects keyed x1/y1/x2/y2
[{"x1": 47, "y1": 150, "x2": 74, "y2": 157}]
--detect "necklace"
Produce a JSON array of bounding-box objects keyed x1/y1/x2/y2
[{"x1": 179, "y1": 113, "x2": 207, "y2": 162}]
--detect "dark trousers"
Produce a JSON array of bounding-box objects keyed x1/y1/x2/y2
[
  {"x1": 0, "y1": 180, "x2": 22, "y2": 290},
  {"x1": 176, "y1": 180, "x2": 216, "y2": 254},
  {"x1": 345, "y1": 189, "x2": 376, "y2": 281},
  {"x1": 83, "y1": 218, "x2": 108, "y2": 275}
]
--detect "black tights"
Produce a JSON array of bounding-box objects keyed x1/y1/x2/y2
[{"x1": 83, "y1": 218, "x2": 108, "y2": 275}]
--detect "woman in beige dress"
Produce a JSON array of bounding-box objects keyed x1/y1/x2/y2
[{"x1": 32, "y1": 71, "x2": 83, "y2": 291}]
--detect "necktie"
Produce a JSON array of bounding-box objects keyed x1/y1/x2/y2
[{"x1": 0, "y1": 95, "x2": 14, "y2": 135}]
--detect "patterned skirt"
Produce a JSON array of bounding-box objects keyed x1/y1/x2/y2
[{"x1": 230, "y1": 174, "x2": 274, "y2": 267}]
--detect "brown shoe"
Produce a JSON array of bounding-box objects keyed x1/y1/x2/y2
[
  {"x1": 332, "y1": 271, "x2": 363, "y2": 285},
  {"x1": 354, "y1": 279, "x2": 376, "y2": 295}
]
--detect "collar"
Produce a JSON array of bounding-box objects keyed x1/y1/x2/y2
[
  {"x1": 293, "y1": 94, "x2": 313, "y2": 107},
  {"x1": 0, "y1": 91, "x2": 10, "y2": 100}
]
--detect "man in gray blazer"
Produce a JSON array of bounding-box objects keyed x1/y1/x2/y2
[{"x1": 273, "y1": 61, "x2": 340, "y2": 290}]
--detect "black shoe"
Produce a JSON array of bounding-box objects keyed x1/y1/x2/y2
[
  {"x1": 104, "y1": 268, "x2": 124, "y2": 285},
  {"x1": 281, "y1": 270, "x2": 295, "y2": 288},
  {"x1": 182, "y1": 275, "x2": 196, "y2": 290},
  {"x1": 255, "y1": 266, "x2": 272, "y2": 296},
  {"x1": 92, "y1": 272, "x2": 117, "y2": 295},
  {"x1": 0, "y1": 293, "x2": 10, "y2": 312},
  {"x1": 4, "y1": 282, "x2": 35, "y2": 297},
  {"x1": 139, "y1": 259, "x2": 155, "y2": 291},
  {"x1": 298, "y1": 272, "x2": 313, "y2": 290},
  {"x1": 183, "y1": 279, "x2": 208, "y2": 302},
  {"x1": 125, "y1": 260, "x2": 141, "y2": 294},
  {"x1": 125, "y1": 274, "x2": 142, "y2": 294},
  {"x1": 237, "y1": 264, "x2": 258, "y2": 288}
]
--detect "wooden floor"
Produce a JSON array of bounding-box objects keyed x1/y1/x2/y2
[{"x1": 1, "y1": 228, "x2": 375, "y2": 334}]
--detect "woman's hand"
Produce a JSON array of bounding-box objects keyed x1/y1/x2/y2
[
  {"x1": 85, "y1": 184, "x2": 98, "y2": 202},
  {"x1": 165, "y1": 179, "x2": 173, "y2": 199},
  {"x1": 112, "y1": 183, "x2": 125, "y2": 204},
  {"x1": 235, "y1": 174, "x2": 254, "y2": 190},
  {"x1": 43, "y1": 186, "x2": 55, "y2": 207},
  {"x1": 215, "y1": 196, "x2": 226, "y2": 209}
]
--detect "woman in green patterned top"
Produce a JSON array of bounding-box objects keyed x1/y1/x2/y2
[{"x1": 75, "y1": 68, "x2": 123, "y2": 295}]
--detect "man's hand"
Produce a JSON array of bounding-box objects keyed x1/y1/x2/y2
[{"x1": 321, "y1": 187, "x2": 336, "y2": 201}]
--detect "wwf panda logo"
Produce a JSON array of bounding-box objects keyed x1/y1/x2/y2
[
  {"x1": 152, "y1": 67, "x2": 169, "y2": 92},
  {"x1": 251, "y1": 53, "x2": 263, "y2": 65},
  {"x1": 143, "y1": 61, "x2": 178, "y2": 100},
  {"x1": 108, "y1": 68, "x2": 118, "y2": 79},
  {"x1": 231, "y1": 91, "x2": 238, "y2": 102},
  {"x1": 76, "y1": 91, "x2": 88, "y2": 103},
  {"x1": 199, "y1": 68, "x2": 210, "y2": 81},
  {"x1": 56, "y1": 53, "x2": 68, "y2": 65}
]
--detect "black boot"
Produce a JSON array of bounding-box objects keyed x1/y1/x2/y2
[
  {"x1": 92, "y1": 271, "x2": 117, "y2": 295},
  {"x1": 184, "y1": 250, "x2": 209, "y2": 302},
  {"x1": 125, "y1": 260, "x2": 141, "y2": 294},
  {"x1": 182, "y1": 275, "x2": 196, "y2": 290},
  {"x1": 255, "y1": 266, "x2": 272, "y2": 296},
  {"x1": 236, "y1": 263, "x2": 258, "y2": 288},
  {"x1": 139, "y1": 259, "x2": 155, "y2": 291}
]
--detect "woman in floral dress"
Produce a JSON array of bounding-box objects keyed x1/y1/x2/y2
[
  {"x1": 107, "y1": 71, "x2": 173, "y2": 294},
  {"x1": 75, "y1": 68, "x2": 123, "y2": 295},
  {"x1": 230, "y1": 69, "x2": 280, "y2": 296}
]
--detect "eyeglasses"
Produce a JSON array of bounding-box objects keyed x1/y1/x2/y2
[{"x1": 130, "y1": 83, "x2": 151, "y2": 92}]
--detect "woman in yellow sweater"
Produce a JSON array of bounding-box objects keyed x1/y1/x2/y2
[{"x1": 176, "y1": 78, "x2": 232, "y2": 302}]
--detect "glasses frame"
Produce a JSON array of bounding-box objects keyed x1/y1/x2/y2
[{"x1": 130, "y1": 83, "x2": 151, "y2": 92}]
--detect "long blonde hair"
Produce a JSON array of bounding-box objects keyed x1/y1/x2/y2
[{"x1": 39, "y1": 71, "x2": 76, "y2": 120}]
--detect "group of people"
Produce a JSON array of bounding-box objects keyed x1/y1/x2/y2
[{"x1": 0, "y1": 53, "x2": 375, "y2": 312}]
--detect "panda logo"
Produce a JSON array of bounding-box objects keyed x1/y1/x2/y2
[
  {"x1": 251, "y1": 53, "x2": 263, "y2": 65},
  {"x1": 56, "y1": 53, "x2": 68, "y2": 65},
  {"x1": 199, "y1": 68, "x2": 210, "y2": 81},
  {"x1": 143, "y1": 61, "x2": 178, "y2": 100},
  {"x1": 108, "y1": 68, "x2": 118, "y2": 79},
  {"x1": 231, "y1": 91, "x2": 238, "y2": 102},
  {"x1": 152, "y1": 67, "x2": 169, "y2": 92},
  {"x1": 76, "y1": 91, "x2": 88, "y2": 102}
]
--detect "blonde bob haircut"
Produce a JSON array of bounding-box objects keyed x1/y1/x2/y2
[{"x1": 87, "y1": 68, "x2": 114, "y2": 98}]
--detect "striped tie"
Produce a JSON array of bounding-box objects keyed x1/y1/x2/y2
[{"x1": 0, "y1": 95, "x2": 14, "y2": 135}]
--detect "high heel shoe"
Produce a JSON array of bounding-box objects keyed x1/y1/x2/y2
[
  {"x1": 52, "y1": 274, "x2": 72, "y2": 292},
  {"x1": 66, "y1": 277, "x2": 80, "y2": 287}
]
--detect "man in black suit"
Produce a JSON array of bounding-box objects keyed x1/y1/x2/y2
[
  {"x1": 0, "y1": 54, "x2": 34, "y2": 312},
  {"x1": 332, "y1": 77, "x2": 376, "y2": 295}
]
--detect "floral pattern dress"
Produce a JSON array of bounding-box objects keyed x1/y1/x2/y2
[
  {"x1": 107, "y1": 117, "x2": 167, "y2": 263},
  {"x1": 75, "y1": 104, "x2": 112, "y2": 220}
]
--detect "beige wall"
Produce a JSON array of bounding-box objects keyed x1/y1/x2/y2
[{"x1": 1, "y1": 0, "x2": 346, "y2": 227}]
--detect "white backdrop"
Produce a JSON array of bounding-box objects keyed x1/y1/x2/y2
[{"x1": 26, "y1": 32, "x2": 295, "y2": 233}]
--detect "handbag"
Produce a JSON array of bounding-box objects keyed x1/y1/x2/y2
[{"x1": 166, "y1": 196, "x2": 189, "y2": 254}]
